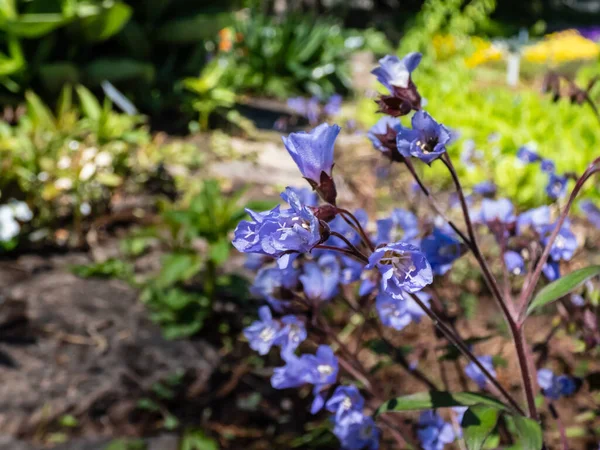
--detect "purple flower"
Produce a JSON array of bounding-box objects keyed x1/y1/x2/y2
[
  {"x1": 367, "y1": 241, "x2": 433, "y2": 297},
  {"x1": 274, "y1": 315, "x2": 307, "y2": 356},
  {"x1": 541, "y1": 159, "x2": 556, "y2": 173},
  {"x1": 326, "y1": 385, "x2": 365, "y2": 421},
  {"x1": 504, "y1": 251, "x2": 525, "y2": 276},
  {"x1": 282, "y1": 123, "x2": 340, "y2": 187},
  {"x1": 271, "y1": 345, "x2": 338, "y2": 390},
  {"x1": 368, "y1": 116, "x2": 404, "y2": 162},
  {"x1": 243, "y1": 306, "x2": 281, "y2": 355},
  {"x1": 460, "y1": 139, "x2": 479, "y2": 170},
  {"x1": 324, "y1": 94, "x2": 342, "y2": 117},
  {"x1": 376, "y1": 208, "x2": 419, "y2": 245},
  {"x1": 300, "y1": 254, "x2": 341, "y2": 301},
  {"x1": 537, "y1": 369, "x2": 577, "y2": 400},
  {"x1": 288, "y1": 186, "x2": 319, "y2": 207},
  {"x1": 376, "y1": 291, "x2": 428, "y2": 331},
  {"x1": 396, "y1": 111, "x2": 451, "y2": 164},
  {"x1": 417, "y1": 411, "x2": 455, "y2": 450},
  {"x1": 421, "y1": 227, "x2": 465, "y2": 276},
  {"x1": 340, "y1": 255, "x2": 366, "y2": 285},
  {"x1": 465, "y1": 355, "x2": 496, "y2": 389},
  {"x1": 540, "y1": 220, "x2": 577, "y2": 261},
  {"x1": 333, "y1": 412, "x2": 380, "y2": 450},
  {"x1": 232, "y1": 188, "x2": 323, "y2": 268},
  {"x1": 543, "y1": 260, "x2": 561, "y2": 281},
  {"x1": 580, "y1": 200, "x2": 600, "y2": 229},
  {"x1": 546, "y1": 172, "x2": 567, "y2": 199},
  {"x1": 517, "y1": 205, "x2": 551, "y2": 235},
  {"x1": 372, "y1": 53, "x2": 422, "y2": 92},
  {"x1": 571, "y1": 293, "x2": 586, "y2": 306},
  {"x1": 287, "y1": 97, "x2": 320, "y2": 124},
  {"x1": 516, "y1": 145, "x2": 540, "y2": 164},
  {"x1": 475, "y1": 198, "x2": 516, "y2": 224},
  {"x1": 472, "y1": 181, "x2": 496, "y2": 196},
  {"x1": 251, "y1": 265, "x2": 298, "y2": 312}
]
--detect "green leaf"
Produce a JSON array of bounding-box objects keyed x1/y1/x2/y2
[
  {"x1": 376, "y1": 391, "x2": 509, "y2": 416},
  {"x1": 462, "y1": 405, "x2": 499, "y2": 450},
  {"x1": 209, "y1": 239, "x2": 231, "y2": 265},
  {"x1": 180, "y1": 430, "x2": 219, "y2": 450},
  {"x1": 79, "y1": 2, "x2": 132, "y2": 42},
  {"x1": 156, "y1": 253, "x2": 203, "y2": 288},
  {"x1": 85, "y1": 58, "x2": 155, "y2": 85},
  {"x1": 25, "y1": 90, "x2": 56, "y2": 130},
  {"x1": 75, "y1": 84, "x2": 101, "y2": 121},
  {"x1": 527, "y1": 265, "x2": 600, "y2": 316},
  {"x1": 513, "y1": 416, "x2": 543, "y2": 450},
  {"x1": 0, "y1": 13, "x2": 69, "y2": 38}
]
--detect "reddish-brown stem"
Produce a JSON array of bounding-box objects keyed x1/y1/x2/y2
[{"x1": 336, "y1": 207, "x2": 375, "y2": 251}]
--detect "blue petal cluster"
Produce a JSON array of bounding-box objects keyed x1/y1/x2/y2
[
  {"x1": 396, "y1": 110, "x2": 452, "y2": 164},
  {"x1": 537, "y1": 369, "x2": 577, "y2": 400},
  {"x1": 417, "y1": 411, "x2": 455, "y2": 450}
]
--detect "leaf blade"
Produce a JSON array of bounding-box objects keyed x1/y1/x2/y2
[
  {"x1": 513, "y1": 416, "x2": 543, "y2": 450},
  {"x1": 462, "y1": 405, "x2": 499, "y2": 450}
]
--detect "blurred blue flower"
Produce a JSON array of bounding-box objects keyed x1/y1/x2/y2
[
  {"x1": 517, "y1": 205, "x2": 551, "y2": 235},
  {"x1": 540, "y1": 159, "x2": 556, "y2": 173},
  {"x1": 472, "y1": 181, "x2": 496, "y2": 196},
  {"x1": 376, "y1": 291, "x2": 428, "y2": 331},
  {"x1": 271, "y1": 345, "x2": 338, "y2": 390},
  {"x1": 328, "y1": 209, "x2": 368, "y2": 247},
  {"x1": 243, "y1": 306, "x2": 281, "y2": 355},
  {"x1": 282, "y1": 123, "x2": 340, "y2": 184},
  {"x1": 475, "y1": 198, "x2": 515, "y2": 224},
  {"x1": 504, "y1": 251, "x2": 525, "y2": 276},
  {"x1": 516, "y1": 145, "x2": 540, "y2": 164},
  {"x1": 417, "y1": 411, "x2": 455, "y2": 450},
  {"x1": 396, "y1": 110, "x2": 451, "y2": 164},
  {"x1": 580, "y1": 200, "x2": 600, "y2": 229},
  {"x1": 274, "y1": 315, "x2": 307, "y2": 356},
  {"x1": 288, "y1": 186, "x2": 319, "y2": 207},
  {"x1": 537, "y1": 369, "x2": 577, "y2": 400},
  {"x1": 271, "y1": 353, "x2": 313, "y2": 389},
  {"x1": 543, "y1": 260, "x2": 561, "y2": 281},
  {"x1": 324, "y1": 94, "x2": 342, "y2": 117},
  {"x1": 465, "y1": 355, "x2": 496, "y2": 389},
  {"x1": 546, "y1": 172, "x2": 568, "y2": 200},
  {"x1": 340, "y1": 255, "x2": 366, "y2": 285},
  {"x1": 376, "y1": 208, "x2": 419, "y2": 245},
  {"x1": 326, "y1": 385, "x2": 365, "y2": 421},
  {"x1": 540, "y1": 220, "x2": 577, "y2": 261},
  {"x1": 300, "y1": 254, "x2": 341, "y2": 301},
  {"x1": 367, "y1": 241, "x2": 433, "y2": 297},
  {"x1": 421, "y1": 227, "x2": 465, "y2": 276},
  {"x1": 251, "y1": 265, "x2": 298, "y2": 312},
  {"x1": 333, "y1": 411, "x2": 380, "y2": 450},
  {"x1": 372, "y1": 53, "x2": 422, "y2": 92}
]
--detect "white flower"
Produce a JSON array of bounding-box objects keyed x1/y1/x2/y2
[
  {"x1": 95, "y1": 151, "x2": 113, "y2": 167},
  {"x1": 57, "y1": 156, "x2": 71, "y2": 170},
  {"x1": 0, "y1": 206, "x2": 20, "y2": 242},
  {"x1": 37, "y1": 172, "x2": 49, "y2": 182},
  {"x1": 68, "y1": 140, "x2": 80, "y2": 151},
  {"x1": 81, "y1": 147, "x2": 98, "y2": 162},
  {"x1": 80, "y1": 202, "x2": 91, "y2": 216},
  {"x1": 55, "y1": 178, "x2": 73, "y2": 190},
  {"x1": 10, "y1": 201, "x2": 32, "y2": 221},
  {"x1": 79, "y1": 163, "x2": 96, "y2": 181}
]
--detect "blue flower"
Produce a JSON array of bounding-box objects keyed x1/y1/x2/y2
[
  {"x1": 516, "y1": 145, "x2": 540, "y2": 164},
  {"x1": 465, "y1": 355, "x2": 496, "y2": 389},
  {"x1": 417, "y1": 411, "x2": 455, "y2": 450},
  {"x1": 324, "y1": 94, "x2": 342, "y2": 117},
  {"x1": 475, "y1": 198, "x2": 515, "y2": 225},
  {"x1": 287, "y1": 97, "x2": 320, "y2": 124},
  {"x1": 472, "y1": 181, "x2": 496, "y2": 196},
  {"x1": 546, "y1": 172, "x2": 567, "y2": 199},
  {"x1": 580, "y1": 200, "x2": 600, "y2": 229},
  {"x1": 250, "y1": 265, "x2": 298, "y2": 312},
  {"x1": 372, "y1": 53, "x2": 422, "y2": 92},
  {"x1": 396, "y1": 110, "x2": 451, "y2": 164},
  {"x1": 271, "y1": 354, "x2": 313, "y2": 389},
  {"x1": 340, "y1": 255, "x2": 366, "y2": 285},
  {"x1": 305, "y1": 345, "x2": 339, "y2": 386},
  {"x1": 376, "y1": 291, "x2": 428, "y2": 331},
  {"x1": 504, "y1": 251, "x2": 525, "y2": 276},
  {"x1": 243, "y1": 306, "x2": 281, "y2": 355},
  {"x1": 541, "y1": 159, "x2": 556, "y2": 173},
  {"x1": 333, "y1": 412, "x2": 380, "y2": 450},
  {"x1": 421, "y1": 227, "x2": 465, "y2": 276},
  {"x1": 326, "y1": 385, "x2": 365, "y2": 421},
  {"x1": 543, "y1": 260, "x2": 561, "y2": 281},
  {"x1": 517, "y1": 205, "x2": 551, "y2": 235},
  {"x1": 460, "y1": 139, "x2": 480, "y2": 171},
  {"x1": 282, "y1": 123, "x2": 341, "y2": 203},
  {"x1": 328, "y1": 209, "x2": 368, "y2": 247},
  {"x1": 232, "y1": 188, "x2": 323, "y2": 268},
  {"x1": 288, "y1": 186, "x2": 319, "y2": 207},
  {"x1": 274, "y1": 315, "x2": 307, "y2": 356},
  {"x1": 537, "y1": 369, "x2": 577, "y2": 400},
  {"x1": 540, "y1": 220, "x2": 577, "y2": 261},
  {"x1": 367, "y1": 241, "x2": 433, "y2": 297},
  {"x1": 300, "y1": 254, "x2": 341, "y2": 301},
  {"x1": 271, "y1": 345, "x2": 338, "y2": 391},
  {"x1": 368, "y1": 116, "x2": 404, "y2": 162},
  {"x1": 375, "y1": 208, "x2": 419, "y2": 245}
]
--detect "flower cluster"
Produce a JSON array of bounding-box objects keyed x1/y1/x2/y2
[{"x1": 516, "y1": 144, "x2": 569, "y2": 200}]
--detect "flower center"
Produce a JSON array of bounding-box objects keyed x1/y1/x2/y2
[
  {"x1": 259, "y1": 326, "x2": 276, "y2": 342},
  {"x1": 341, "y1": 396, "x2": 352, "y2": 410},
  {"x1": 416, "y1": 137, "x2": 438, "y2": 154},
  {"x1": 555, "y1": 235, "x2": 565, "y2": 249},
  {"x1": 317, "y1": 364, "x2": 333, "y2": 378},
  {"x1": 380, "y1": 250, "x2": 417, "y2": 279}
]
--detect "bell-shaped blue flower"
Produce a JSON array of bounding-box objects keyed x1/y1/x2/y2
[
  {"x1": 282, "y1": 123, "x2": 341, "y2": 204},
  {"x1": 300, "y1": 254, "x2": 341, "y2": 302},
  {"x1": 375, "y1": 291, "x2": 428, "y2": 331},
  {"x1": 417, "y1": 411, "x2": 455, "y2": 450},
  {"x1": 372, "y1": 53, "x2": 422, "y2": 92},
  {"x1": 504, "y1": 251, "x2": 525, "y2": 276},
  {"x1": 326, "y1": 385, "x2": 365, "y2": 421},
  {"x1": 546, "y1": 172, "x2": 567, "y2": 199},
  {"x1": 537, "y1": 369, "x2": 577, "y2": 400},
  {"x1": 396, "y1": 110, "x2": 451, "y2": 164},
  {"x1": 517, "y1": 205, "x2": 550, "y2": 235},
  {"x1": 243, "y1": 306, "x2": 281, "y2": 355},
  {"x1": 333, "y1": 412, "x2": 380, "y2": 450},
  {"x1": 251, "y1": 265, "x2": 299, "y2": 312},
  {"x1": 540, "y1": 220, "x2": 577, "y2": 261},
  {"x1": 274, "y1": 315, "x2": 307, "y2": 356},
  {"x1": 367, "y1": 241, "x2": 433, "y2": 297},
  {"x1": 421, "y1": 227, "x2": 465, "y2": 276},
  {"x1": 516, "y1": 145, "x2": 540, "y2": 164}
]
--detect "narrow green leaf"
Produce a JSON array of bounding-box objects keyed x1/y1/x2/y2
[
  {"x1": 513, "y1": 416, "x2": 543, "y2": 450},
  {"x1": 462, "y1": 405, "x2": 499, "y2": 450},
  {"x1": 376, "y1": 391, "x2": 509, "y2": 416},
  {"x1": 75, "y1": 84, "x2": 101, "y2": 121},
  {"x1": 527, "y1": 265, "x2": 600, "y2": 316}
]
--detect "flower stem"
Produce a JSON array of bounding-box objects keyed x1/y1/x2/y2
[
  {"x1": 336, "y1": 208, "x2": 375, "y2": 251},
  {"x1": 330, "y1": 231, "x2": 370, "y2": 261}
]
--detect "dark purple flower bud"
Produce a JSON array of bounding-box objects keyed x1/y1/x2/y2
[
  {"x1": 366, "y1": 241, "x2": 433, "y2": 297},
  {"x1": 421, "y1": 227, "x2": 466, "y2": 276},
  {"x1": 417, "y1": 411, "x2": 455, "y2": 450},
  {"x1": 243, "y1": 306, "x2": 281, "y2": 355},
  {"x1": 376, "y1": 291, "x2": 428, "y2": 331},
  {"x1": 282, "y1": 123, "x2": 341, "y2": 204},
  {"x1": 465, "y1": 355, "x2": 496, "y2": 389},
  {"x1": 396, "y1": 111, "x2": 451, "y2": 164},
  {"x1": 537, "y1": 369, "x2": 577, "y2": 400},
  {"x1": 580, "y1": 199, "x2": 600, "y2": 229},
  {"x1": 516, "y1": 145, "x2": 541, "y2": 164},
  {"x1": 546, "y1": 172, "x2": 567, "y2": 199},
  {"x1": 368, "y1": 116, "x2": 404, "y2": 162},
  {"x1": 504, "y1": 251, "x2": 525, "y2": 276},
  {"x1": 372, "y1": 53, "x2": 423, "y2": 117}
]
